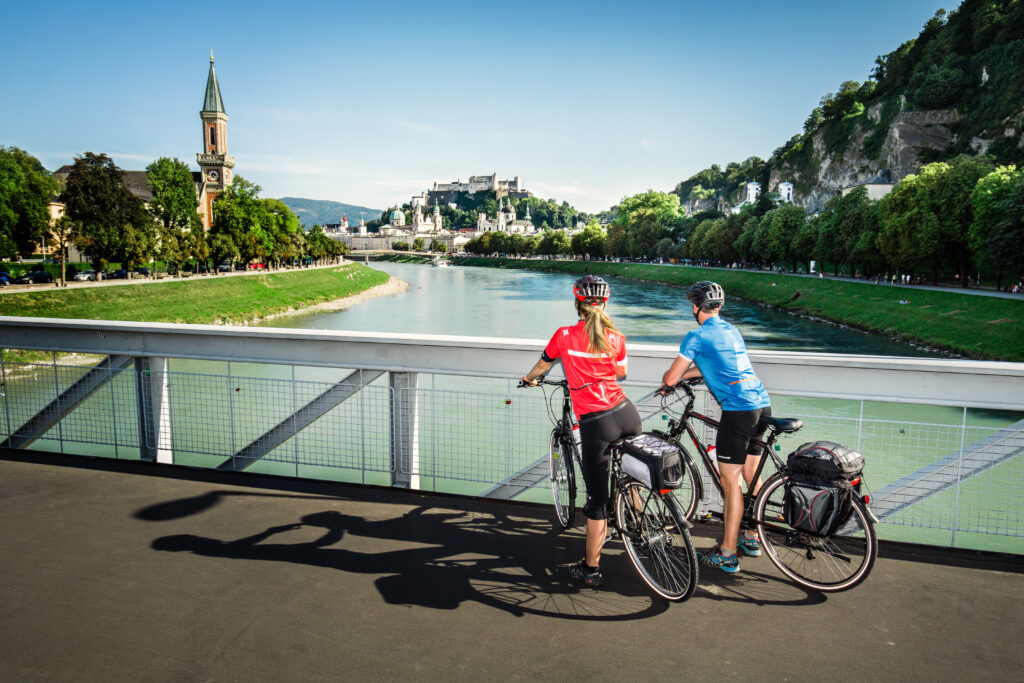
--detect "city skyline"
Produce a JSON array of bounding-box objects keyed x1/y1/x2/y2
[{"x1": 2, "y1": 0, "x2": 950, "y2": 213}]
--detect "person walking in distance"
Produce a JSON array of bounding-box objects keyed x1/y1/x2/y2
[
  {"x1": 521, "y1": 275, "x2": 641, "y2": 588},
  {"x1": 660, "y1": 281, "x2": 771, "y2": 573}
]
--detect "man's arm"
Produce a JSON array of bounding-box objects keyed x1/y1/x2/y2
[{"x1": 662, "y1": 355, "x2": 700, "y2": 388}]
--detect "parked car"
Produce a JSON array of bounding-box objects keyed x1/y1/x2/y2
[
  {"x1": 73, "y1": 270, "x2": 97, "y2": 281},
  {"x1": 110, "y1": 269, "x2": 128, "y2": 279},
  {"x1": 194, "y1": 262, "x2": 209, "y2": 273},
  {"x1": 218, "y1": 262, "x2": 232, "y2": 272},
  {"x1": 135, "y1": 267, "x2": 151, "y2": 277},
  {"x1": 15, "y1": 270, "x2": 54, "y2": 285},
  {"x1": 0, "y1": 271, "x2": 11, "y2": 286}
]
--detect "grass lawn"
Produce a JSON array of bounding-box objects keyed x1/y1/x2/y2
[
  {"x1": 455, "y1": 258, "x2": 1024, "y2": 362},
  {"x1": 0, "y1": 263, "x2": 389, "y2": 325}
]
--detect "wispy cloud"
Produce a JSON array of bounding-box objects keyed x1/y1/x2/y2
[
  {"x1": 530, "y1": 180, "x2": 614, "y2": 212},
  {"x1": 391, "y1": 119, "x2": 446, "y2": 136}
]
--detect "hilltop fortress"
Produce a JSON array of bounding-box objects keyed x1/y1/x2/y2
[{"x1": 328, "y1": 173, "x2": 538, "y2": 251}]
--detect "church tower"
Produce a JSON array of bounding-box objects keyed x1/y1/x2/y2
[{"x1": 197, "y1": 52, "x2": 235, "y2": 230}]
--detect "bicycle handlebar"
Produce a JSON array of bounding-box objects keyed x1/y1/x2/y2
[{"x1": 517, "y1": 376, "x2": 569, "y2": 389}]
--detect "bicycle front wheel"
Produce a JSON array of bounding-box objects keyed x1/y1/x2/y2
[
  {"x1": 549, "y1": 430, "x2": 577, "y2": 530},
  {"x1": 615, "y1": 480, "x2": 698, "y2": 601},
  {"x1": 755, "y1": 473, "x2": 877, "y2": 592}
]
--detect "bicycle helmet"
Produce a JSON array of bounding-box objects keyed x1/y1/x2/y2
[
  {"x1": 572, "y1": 275, "x2": 610, "y2": 305},
  {"x1": 687, "y1": 280, "x2": 725, "y2": 310}
]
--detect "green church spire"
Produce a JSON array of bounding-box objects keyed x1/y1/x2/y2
[{"x1": 202, "y1": 51, "x2": 225, "y2": 114}]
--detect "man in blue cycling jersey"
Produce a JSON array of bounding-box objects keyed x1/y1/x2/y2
[{"x1": 661, "y1": 280, "x2": 771, "y2": 574}]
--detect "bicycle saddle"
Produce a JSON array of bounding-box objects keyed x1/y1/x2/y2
[{"x1": 759, "y1": 416, "x2": 803, "y2": 433}]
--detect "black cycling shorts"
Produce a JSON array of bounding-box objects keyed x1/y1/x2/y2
[
  {"x1": 715, "y1": 406, "x2": 771, "y2": 465},
  {"x1": 578, "y1": 399, "x2": 642, "y2": 521}
]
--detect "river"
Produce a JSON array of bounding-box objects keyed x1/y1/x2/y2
[{"x1": 262, "y1": 261, "x2": 934, "y2": 357}]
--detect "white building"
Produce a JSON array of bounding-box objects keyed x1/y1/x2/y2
[
  {"x1": 434, "y1": 174, "x2": 522, "y2": 195},
  {"x1": 476, "y1": 198, "x2": 535, "y2": 234}
]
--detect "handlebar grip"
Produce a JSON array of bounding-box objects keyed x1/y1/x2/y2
[{"x1": 658, "y1": 384, "x2": 675, "y2": 395}]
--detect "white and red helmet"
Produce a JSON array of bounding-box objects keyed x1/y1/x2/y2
[{"x1": 573, "y1": 275, "x2": 610, "y2": 305}]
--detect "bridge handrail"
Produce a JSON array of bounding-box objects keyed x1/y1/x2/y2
[{"x1": 2, "y1": 316, "x2": 1023, "y2": 410}]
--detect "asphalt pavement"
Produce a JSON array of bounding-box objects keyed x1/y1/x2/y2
[{"x1": 1, "y1": 449, "x2": 1020, "y2": 682}]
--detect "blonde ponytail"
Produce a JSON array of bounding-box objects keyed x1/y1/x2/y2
[{"x1": 576, "y1": 301, "x2": 619, "y2": 356}]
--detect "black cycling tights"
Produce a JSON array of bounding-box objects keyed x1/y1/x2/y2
[{"x1": 577, "y1": 399, "x2": 642, "y2": 520}]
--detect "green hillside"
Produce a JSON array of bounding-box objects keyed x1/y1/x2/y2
[
  {"x1": 279, "y1": 197, "x2": 382, "y2": 227},
  {"x1": 674, "y1": 0, "x2": 1024, "y2": 210}
]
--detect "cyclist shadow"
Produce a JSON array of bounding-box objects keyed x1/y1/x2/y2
[{"x1": 143, "y1": 491, "x2": 672, "y2": 621}]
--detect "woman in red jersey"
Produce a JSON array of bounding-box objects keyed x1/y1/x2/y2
[{"x1": 521, "y1": 275, "x2": 642, "y2": 588}]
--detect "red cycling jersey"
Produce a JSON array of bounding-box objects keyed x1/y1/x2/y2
[{"x1": 543, "y1": 320, "x2": 628, "y2": 417}]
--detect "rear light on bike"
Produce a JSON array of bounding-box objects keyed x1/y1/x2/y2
[
  {"x1": 659, "y1": 489, "x2": 673, "y2": 495},
  {"x1": 863, "y1": 494, "x2": 870, "y2": 505},
  {"x1": 851, "y1": 477, "x2": 861, "y2": 486}
]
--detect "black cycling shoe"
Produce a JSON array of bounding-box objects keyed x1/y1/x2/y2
[{"x1": 568, "y1": 559, "x2": 606, "y2": 588}]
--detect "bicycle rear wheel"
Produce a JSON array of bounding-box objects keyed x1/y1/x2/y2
[
  {"x1": 674, "y1": 452, "x2": 702, "y2": 521},
  {"x1": 615, "y1": 480, "x2": 698, "y2": 601},
  {"x1": 755, "y1": 473, "x2": 877, "y2": 592},
  {"x1": 549, "y1": 430, "x2": 577, "y2": 530}
]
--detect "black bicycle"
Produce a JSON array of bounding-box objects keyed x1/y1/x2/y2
[
  {"x1": 656, "y1": 378, "x2": 878, "y2": 592},
  {"x1": 520, "y1": 378, "x2": 698, "y2": 602}
]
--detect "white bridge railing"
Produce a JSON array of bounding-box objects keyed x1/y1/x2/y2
[{"x1": 2, "y1": 317, "x2": 1023, "y2": 554}]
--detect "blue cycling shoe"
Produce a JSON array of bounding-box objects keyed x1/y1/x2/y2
[
  {"x1": 699, "y1": 545, "x2": 740, "y2": 574},
  {"x1": 737, "y1": 533, "x2": 762, "y2": 557}
]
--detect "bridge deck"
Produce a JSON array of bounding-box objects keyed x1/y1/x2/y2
[{"x1": 0, "y1": 450, "x2": 1020, "y2": 682}]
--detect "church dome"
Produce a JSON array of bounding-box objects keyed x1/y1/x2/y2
[{"x1": 390, "y1": 209, "x2": 404, "y2": 220}]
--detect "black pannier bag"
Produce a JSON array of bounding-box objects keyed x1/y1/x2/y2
[
  {"x1": 783, "y1": 441, "x2": 865, "y2": 536},
  {"x1": 621, "y1": 433, "x2": 684, "y2": 491}
]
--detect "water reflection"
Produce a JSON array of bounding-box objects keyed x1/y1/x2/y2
[{"x1": 263, "y1": 262, "x2": 934, "y2": 357}]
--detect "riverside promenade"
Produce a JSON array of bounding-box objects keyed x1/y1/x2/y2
[{"x1": 0, "y1": 449, "x2": 1020, "y2": 682}]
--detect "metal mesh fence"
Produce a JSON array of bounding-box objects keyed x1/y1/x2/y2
[{"x1": 1, "y1": 353, "x2": 1021, "y2": 552}]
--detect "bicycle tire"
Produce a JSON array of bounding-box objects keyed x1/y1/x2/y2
[
  {"x1": 549, "y1": 430, "x2": 577, "y2": 530},
  {"x1": 754, "y1": 472, "x2": 877, "y2": 592},
  {"x1": 675, "y1": 452, "x2": 702, "y2": 522},
  {"x1": 615, "y1": 480, "x2": 698, "y2": 601}
]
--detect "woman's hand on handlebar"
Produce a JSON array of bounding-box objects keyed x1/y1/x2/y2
[{"x1": 518, "y1": 374, "x2": 544, "y2": 388}]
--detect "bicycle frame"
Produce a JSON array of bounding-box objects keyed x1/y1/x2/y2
[
  {"x1": 532, "y1": 378, "x2": 671, "y2": 528},
  {"x1": 663, "y1": 381, "x2": 788, "y2": 524}
]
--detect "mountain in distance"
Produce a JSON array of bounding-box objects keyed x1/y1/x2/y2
[{"x1": 279, "y1": 197, "x2": 382, "y2": 228}]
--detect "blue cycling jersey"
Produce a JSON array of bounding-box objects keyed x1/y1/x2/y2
[{"x1": 679, "y1": 316, "x2": 770, "y2": 411}]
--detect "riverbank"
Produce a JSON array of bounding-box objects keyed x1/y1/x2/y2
[
  {"x1": 454, "y1": 258, "x2": 1024, "y2": 362},
  {"x1": 0, "y1": 262, "x2": 390, "y2": 325}
]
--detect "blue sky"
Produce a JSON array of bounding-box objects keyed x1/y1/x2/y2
[{"x1": 1, "y1": 0, "x2": 951, "y2": 213}]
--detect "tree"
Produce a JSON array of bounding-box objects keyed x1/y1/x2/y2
[
  {"x1": 429, "y1": 239, "x2": 447, "y2": 253},
  {"x1": 971, "y1": 165, "x2": 1024, "y2": 289},
  {"x1": 571, "y1": 220, "x2": 606, "y2": 258},
  {"x1": 392, "y1": 241, "x2": 409, "y2": 252},
  {"x1": 879, "y1": 156, "x2": 994, "y2": 285},
  {"x1": 412, "y1": 237, "x2": 425, "y2": 251},
  {"x1": 47, "y1": 215, "x2": 74, "y2": 286},
  {"x1": 0, "y1": 146, "x2": 57, "y2": 257},
  {"x1": 61, "y1": 152, "x2": 154, "y2": 272},
  {"x1": 766, "y1": 204, "x2": 807, "y2": 271},
  {"x1": 263, "y1": 198, "x2": 303, "y2": 267},
  {"x1": 209, "y1": 233, "x2": 238, "y2": 267},
  {"x1": 147, "y1": 157, "x2": 203, "y2": 272},
  {"x1": 210, "y1": 176, "x2": 270, "y2": 265},
  {"x1": 536, "y1": 230, "x2": 570, "y2": 257}
]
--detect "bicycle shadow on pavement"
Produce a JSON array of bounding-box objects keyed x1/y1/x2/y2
[
  {"x1": 688, "y1": 528, "x2": 827, "y2": 606},
  {"x1": 139, "y1": 490, "x2": 675, "y2": 621}
]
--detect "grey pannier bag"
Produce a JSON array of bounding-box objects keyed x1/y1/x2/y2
[
  {"x1": 783, "y1": 441, "x2": 865, "y2": 536},
  {"x1": 620, "y1": 433, "x2": 684, "y2": 491}
]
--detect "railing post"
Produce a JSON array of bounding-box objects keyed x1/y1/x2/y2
[
  {"x1": 389, "y1": 371, "x2": 420, "y2": 489},
  {"x1": 135, "y1": 357, "x2": 173, "y2": 464}
]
